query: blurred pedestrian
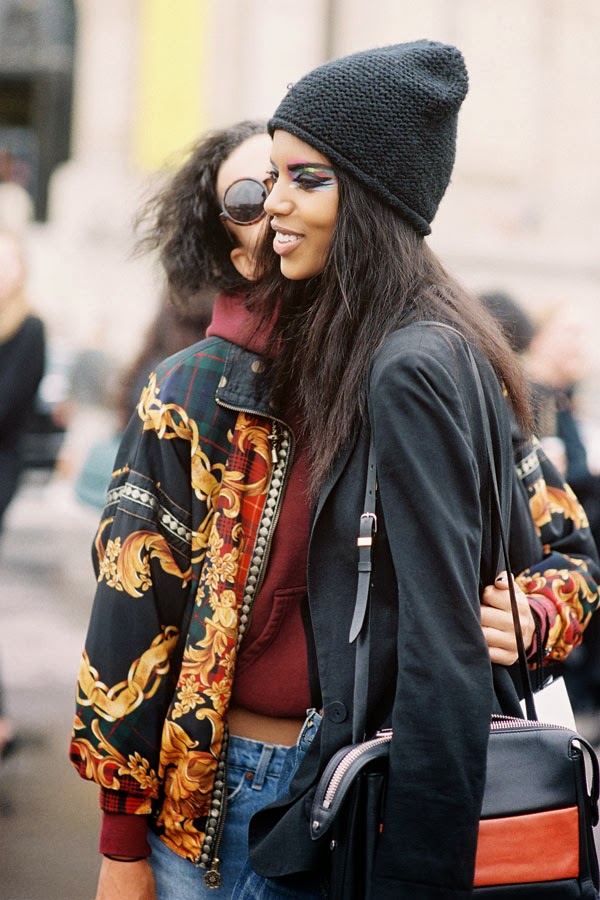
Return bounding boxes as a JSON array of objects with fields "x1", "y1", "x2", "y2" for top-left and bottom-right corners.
[
  {"x1": 481, "y1": 292, "x2": 600, "y2": 544},
  {"x1": 114, "y1": 290, "x2": 216, "y2": 433},
  {"x1": 74, "y1": 291, "x2": 216, "y2": 511},
  {"x1": 0, "y1": 228, "x2": 45, "y2": 532},
  {"x1": 527, "y1": 305, "x2": 600, "y2": 710},
  {"x1": 480, "y1": 291, "x2": 566, "y2": 474},
  {"x1": 0, "y1": 228, "x2": 45, "y2": 761},
  {"x1": 481, "y1": 291, "x2": 600, "y2": 712},
  {"x1": 0, "y1": 662, "x2": 17, "y2": 760},
  {"x1": 527, "y1": 307, "x2": 599, "y2": 503},
  {"x1": 479, "y1": 290, "x2": 535, "y2": 355}
]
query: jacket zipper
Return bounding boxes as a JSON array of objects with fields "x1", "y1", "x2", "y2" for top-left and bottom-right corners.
[
  {"x1": 202, "y1": 732, "x2": 229, "y2": 888},
  {"x1": 268, "y1": 420, "x2": 279, "y2": 463},
  {"x1": 198, "y1": 403, "x2": 294, "y2": 887}
]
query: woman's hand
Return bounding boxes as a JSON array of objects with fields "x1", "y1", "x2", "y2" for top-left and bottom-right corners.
[
  {"x1": 95, "y1": 857, "x2": 156, "y2": 900},
  {"x1": 481, "y1": 571, "x2": 535, "y2": 665}
]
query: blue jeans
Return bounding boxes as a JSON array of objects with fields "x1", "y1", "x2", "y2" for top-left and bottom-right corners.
[
  {"x1": 231, "y1": 710, "x2": 326, "y2": 900},
  {"x1": 232, "y1": 861, "x2": 326, "y2": 900},
  {"x1": 148, "y1": 710, "x2": 321, "y2": 900}
]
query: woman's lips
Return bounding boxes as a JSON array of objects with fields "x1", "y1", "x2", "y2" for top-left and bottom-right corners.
[{"x1": 272, "y1": 226, "x2": 302, "y2": 256}]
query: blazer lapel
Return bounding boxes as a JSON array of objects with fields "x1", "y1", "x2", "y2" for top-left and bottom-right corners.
[{"x1": 310, "y1": 428, "x2": 363, "y2": 536}]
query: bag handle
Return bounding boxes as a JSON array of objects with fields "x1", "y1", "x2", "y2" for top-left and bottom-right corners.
[
  {"x1": 465, "y1": 338, "x2": 536, "y2": 720},
  {"x1": 349, "y1": 322, "x2": 536, "y2": 742}
]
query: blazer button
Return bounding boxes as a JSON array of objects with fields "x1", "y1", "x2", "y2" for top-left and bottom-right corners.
[{"x1": 325, "y1": 701, "x2": 347, "y2": 723}]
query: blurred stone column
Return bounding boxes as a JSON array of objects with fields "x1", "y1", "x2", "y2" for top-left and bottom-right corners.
[
  {"x1": 48, "y1": 0, "x2": 142, "y2": 243},
  {"x1": 43, "y1": 0, "x2": 157, "y2": 360},
  {"x1": 203, "y1": 0, "x2": 331, "y2": 124}
]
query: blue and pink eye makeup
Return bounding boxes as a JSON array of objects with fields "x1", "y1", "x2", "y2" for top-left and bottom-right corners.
[
  {"x1": 268, "y1": 161, "x2": 337, "y2": 191},
  {"x1": 288, "y1": 162, "x2": 337, "y2": 190}
]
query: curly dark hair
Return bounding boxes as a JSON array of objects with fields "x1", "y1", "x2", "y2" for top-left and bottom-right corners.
[{"x1": 135, "y1": 120, "x2": 267, "y2": 308}]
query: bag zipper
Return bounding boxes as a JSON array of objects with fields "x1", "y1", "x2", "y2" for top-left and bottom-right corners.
[
  {"x1": 490, "y1": 714, "x2": 573, "y2": 731},
  {"x1": 322, "y1": 729, "x2": 392, "y2": 810},
  {"x1": 322, "y1": 716, "x2": 579, "y2": 812}
]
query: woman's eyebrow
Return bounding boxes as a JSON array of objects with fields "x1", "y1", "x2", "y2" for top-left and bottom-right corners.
[{"x1": 287, "y1": 162, "x2": 335, "y2": 173}]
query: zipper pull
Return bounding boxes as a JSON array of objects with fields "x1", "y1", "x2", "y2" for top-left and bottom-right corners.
[
  {"x1": 268, "y1": 422, "x2": 279, "y2": 464},
  {"x1": 204, "y1": 859, "x2": 222, "y2": 889}
]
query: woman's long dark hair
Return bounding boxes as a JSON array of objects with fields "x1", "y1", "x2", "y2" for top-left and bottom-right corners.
[
  {"x1": 135, "y1": 119, "x2": 267, "y2": 308},
  {"x1": 250, "y1": 172, "x2": 532, "y2": 494}
]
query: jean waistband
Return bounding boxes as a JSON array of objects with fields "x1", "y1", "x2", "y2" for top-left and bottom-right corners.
[
  {"x1": 227, "y1": 708, "x2": 322, "y2": 775},
  {"x1": 297, "y1": 707, "x2": 322, "y2": 753},
  {"x1": 227, "y1": 733, "x2": 290, "y2": 776}
]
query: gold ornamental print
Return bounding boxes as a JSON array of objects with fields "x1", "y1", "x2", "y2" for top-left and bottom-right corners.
[{"x1": 156, "y1": 411, "x2": 273, "y2": 860}]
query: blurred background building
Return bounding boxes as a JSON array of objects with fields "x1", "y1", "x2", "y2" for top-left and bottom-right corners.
[
  {"x1": 1, "y1": 0, "x2": 598, "y2": 367},
  {"x1": 1, "y1": 4, "x2": 600, "y2": 896}
]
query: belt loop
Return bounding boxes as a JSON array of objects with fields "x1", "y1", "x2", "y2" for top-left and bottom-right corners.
[{"x1": 252, "y1": 743, "x2": 275, "y2": 791}]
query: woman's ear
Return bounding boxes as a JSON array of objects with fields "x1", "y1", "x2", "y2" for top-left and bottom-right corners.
[{"x1": 230, "y1": 246, "x2": 258, "y2": 282}]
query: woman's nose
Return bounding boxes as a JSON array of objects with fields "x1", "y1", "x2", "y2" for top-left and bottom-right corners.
[{"x1": 264, "y1": 181, "x2": 291, "y2": 217}]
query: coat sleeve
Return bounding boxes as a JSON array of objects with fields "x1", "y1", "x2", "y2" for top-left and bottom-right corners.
[
  {"x1": 69, "y1": 368, "x2": 198, "y2": 817},
  {"x1": 367, "y1": 341, "x2": 496, "y2": 898},
  {"x1": 514, "y1": 437, "x2": 600, "y2": 666}
]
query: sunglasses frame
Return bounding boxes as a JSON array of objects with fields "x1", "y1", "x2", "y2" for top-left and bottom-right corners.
[{"x1": 219, "y1": 176, "x2": 271, "y2": 226}]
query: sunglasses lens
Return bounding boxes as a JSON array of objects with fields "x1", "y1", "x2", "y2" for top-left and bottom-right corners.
[{"x1": 223, "y1": 179, "x2": 267, "y2": 224}]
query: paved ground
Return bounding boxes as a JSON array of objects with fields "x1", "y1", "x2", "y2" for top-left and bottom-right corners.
[
  {"x1": 0, "y1": 471, "x2": 101, "y2": 900},
  {"x1": 2, "y1": 463, "x2": 600, "y2": 899}
]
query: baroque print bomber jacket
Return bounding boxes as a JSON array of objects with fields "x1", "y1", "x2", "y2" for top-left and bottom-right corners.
[
  {"x1": 70, "y1": 333, "x2": 600, "y2": 875},
  {"x1": 70, "y1": 336, "x2": 293, "y2": 874},
  {"x1": 511, "y1": 432, "x2": 600, "y2": 665}
]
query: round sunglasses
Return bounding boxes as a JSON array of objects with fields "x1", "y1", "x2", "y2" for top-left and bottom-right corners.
[{"x1": 219, "y1": 177, "x2": 272, "y2": 226}]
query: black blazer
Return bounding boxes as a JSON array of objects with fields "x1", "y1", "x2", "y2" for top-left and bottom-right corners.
[{"x1": 249, "y1": 325, "x2": 540, "y2": 898}]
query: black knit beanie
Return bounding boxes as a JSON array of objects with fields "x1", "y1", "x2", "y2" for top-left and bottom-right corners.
[{"x1": 268, "y1": 40, "x2": 468, "y2": 235}]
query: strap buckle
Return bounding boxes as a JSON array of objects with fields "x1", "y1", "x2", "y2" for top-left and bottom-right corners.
[{"x1": 357, "y1": 511, "x2": 377, "y2": 546}]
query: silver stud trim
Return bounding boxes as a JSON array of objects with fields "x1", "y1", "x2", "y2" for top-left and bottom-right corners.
[{"x1": 197, "y1": 426, "x2": 291, "y2": 868}]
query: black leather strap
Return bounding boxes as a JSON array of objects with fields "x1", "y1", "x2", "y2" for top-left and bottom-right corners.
[
  {"x1": 350, "y1": 439, "x2": 377, "y2": 742},
  {"x1": 465, "y1": 341, "x2": 536, "y2": 719},
  {"x1": 349, "y1": 322, "x2": 536, "y2": 742},
  {"x1": 350, "y1": 440, "x2": 378, "y2": 643}
]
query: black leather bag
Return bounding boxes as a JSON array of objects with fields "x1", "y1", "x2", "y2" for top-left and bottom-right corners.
[
  {"x1": 311, "y1": 719, "x2": 600, "y2": 899},
  {"x1": 310, "y1": 328, "x2": 600, "y2": 899},
  {"x1": 310, "y1": 729, "x2": 390, "y2": 898}
]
